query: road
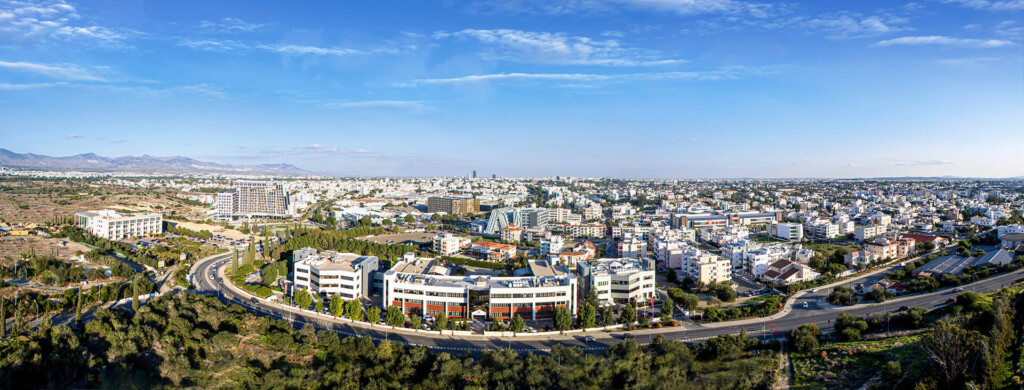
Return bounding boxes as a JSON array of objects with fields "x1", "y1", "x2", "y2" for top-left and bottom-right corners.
[{"x1": 189, "y1": 253, "x2": 1024, "y2": 353}]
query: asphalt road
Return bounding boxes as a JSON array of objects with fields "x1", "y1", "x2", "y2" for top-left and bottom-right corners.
[{"x1": 190, "y1": 253, "x2": 1024, "y2": 353}]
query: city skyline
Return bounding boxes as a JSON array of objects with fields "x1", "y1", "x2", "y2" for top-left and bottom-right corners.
[{"x1": 1, "y1": 0, "x2": 1023, "y2": 177}]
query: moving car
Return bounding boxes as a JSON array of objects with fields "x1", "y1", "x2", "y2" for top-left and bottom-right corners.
[
  {"x1": 802, "y1": 302, "x2": 809, "y2": 308},
  {"x1": 622, "y1": 333, "x2": 635, "y2": 340},
  {"x1": 898, "y1": 306, "x2": 910, "y2": 311},
  {"x1": 952, "y1": 287, "x2": 964, "y2": 292},
  {"x1": 250, "y1": 297, "x2": 259, "y2": 304},
  {"x1": 583, "y1": 336, "x2": 596, "y2": 343}
]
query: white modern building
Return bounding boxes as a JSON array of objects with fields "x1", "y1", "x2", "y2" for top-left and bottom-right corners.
[
  {"x1": 432, "y1": 233, "x2": 462, "y2": 256},
  {"x1": 383, "y1": 257, "x2": 577, "y2": 320},
  {"x1": 617, "y1": 234, "x2": 647, "y2": 259},
  {"x1": 74, "y1": 209, "x2": 163, "y2": 240},
  {"x1": 769, "y1": 222, "x2": 803, "y2": 241},
  {"x1": 540, "y1": 235, "x2": 565, "y2": 255},
  {"x1": 855, "y1": 225, "x2": 884, "y2": 241},
  {"x1": 292, "y1": 248, "x2": 379, "y2": 299},
  {"x1": 577, "y1": 258, "x2": 657, "y2": 305}
]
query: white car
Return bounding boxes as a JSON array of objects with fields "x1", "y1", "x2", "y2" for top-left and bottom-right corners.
[{"x1": 802, "y1": 302, "x2": 809, "y2": 308}]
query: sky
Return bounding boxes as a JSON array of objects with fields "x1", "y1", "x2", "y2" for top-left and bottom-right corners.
[{"x1": 0, "y1": 0, "x2": 1022, "y2": 178}]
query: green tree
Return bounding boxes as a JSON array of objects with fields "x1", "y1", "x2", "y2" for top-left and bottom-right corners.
[
  {"x1": 866, "y1": 287, "x2": 886, "y2": 303},
  {"x1": 510, "y1": 315, "x2": 525, "y2": 333},
  {"x1": 294, "y1": 288, "x2": 313, "y2": 310},
  {"x1": 315, "y1": 298, "x2": 324, "y2": 313},
  {"x1": 921, "y1": 320, "x2": 983, "y2": 385},
  {"x1": 410, "y1": 315, "x2": 421, "y2": 329},
  {"x1": 585, "y1": 288, "x2": 599, "y2": 309},
  {"x1": 835, "y1": 313, "x2": 868, "y2": 341},
  {"x1": 882, "y1": 361, "x2": 902, "y2": 381},
  {"x1": 75, "y1": 287, "x2": 83, "y2": 326},
  {"x1": 404, "y1": 214, "x2": 416, "y2": 223},
  {"x1": 329, "y1": 295, "x2": 343, "y2": 316},
  {"x1": 385, "y1": 306, "x2": 405, "y2": 327},
  {"x1": 621, "y1": 302, "x2": 637, "y2": 324},
  {"x1": 131, "y1": 276, "x2": 140, "y2": 312},
  {"x1": 0, "y1": 299, "x2": 6, "y2": 338},
  {"x1": 601, "y1": 308, "x2": 615, "y2": 326},
  {"x1": 789, "y1": 323, "x2": 821, "y2": 353},
  {"x1": 366, "y1": 306, "x2": 381, "y2": 324},
  {"x1": 435, "y1": 311, "x2": 448, "y2": 330},
  {"x1": 577, "y1": 302, "x2": 596, "y2": 329},
  {"x1": 554, "y1": 306, "x2": 572, "y2": 331},
  {"x1": 345, "y1": 300, "x2": 364, "y2": 321},
  {"x1": 232, "y1": 249, "x2": 239, "y2": 274},
  {"x1": 663, "y1": 296, "x2": 671, "y2": 321}
]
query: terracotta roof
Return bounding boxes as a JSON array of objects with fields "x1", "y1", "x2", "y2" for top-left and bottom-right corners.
[
  {"x1": 763, "y1": 270, "x2": 782, "y2": 279},
  {"x1": 899, "y1": 233, "x2": 946, "y2": 243},
  {"x1": 472, "y1": 241, "x2": 515, "y2": 250},
  {"x1": 779, "y1": 268, "x2": 800, "y2": 281},
  {"x1": 769, "y1": 259, "x2": 793, "y2": 270},
  {"x1": 561, "y1": 251, "x2": 586, "y2": 256}
]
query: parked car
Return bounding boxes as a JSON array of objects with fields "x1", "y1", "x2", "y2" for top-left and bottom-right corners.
[
  {"x1": 250, "y1": 297, "x2": 259, "y2": 304},
  {"x1": 802, "y1": 302, "x2": 809, "y2": 308}
]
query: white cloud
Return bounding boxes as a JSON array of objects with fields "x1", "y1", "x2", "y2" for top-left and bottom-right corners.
[
  {"x1": 470, "y1": 0, "x2": 775, "y2": 17},
  {"x1": 199, "y1": 17, "x2": 264, "y2": 33},
  {"x1": 0, "y1": 0, "x2": 131, "y2": 46},
  {"x1": 801, "y1": 12, "x2": 909, "y2": 39},
  {"x1": 176, "y1": 38, "x2": 362, "y2": 56},
  {"x1": 996, "y1": 21, "x2": 1024, "y2": 38},
  {"x1": 65, "y1": 133, "x2": 80, "y2": 139},
  {"x1": 433, "y1": 28, "x2": 684, "y2": 66},
  {"x1": 325, "y1": 100, "x2": 434, "y2": 112},
  {"x1": 397, "y1": 67, "x2": 756, "y2": 86},
  {"x1": 935, "y1": 56, "x2": 1003, "y2": 65},
  {"x1": 0, "y1": 60, "x2": 105, "y2": 80},
  {"x1": 872, "y1": 35, "x2": 1014, "y2": 48},
  {"x1": 943, "y1": 0, "x2": 1024, "y2": 11},
  {"x1": 0, "y1": 81, "x2": 67, "y2": 89},
  {"x1": 892, "y1": 159, "x2": 955, "y2": 166}
]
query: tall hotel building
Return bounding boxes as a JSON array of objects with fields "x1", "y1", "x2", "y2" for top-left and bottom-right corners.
[
  {"x1": 215, "y1": 180, "x2": 289, "y2": 221},
  {"x1": 383, "y1": 255, "x2": 577, "y2": 320},
  {"x1": 427, "y1": 196, "x2": 480, "y2": 216}
]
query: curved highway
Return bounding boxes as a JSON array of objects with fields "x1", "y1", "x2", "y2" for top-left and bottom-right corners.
[{"x1": 190, "y1": 253, "x2": 1024, "y2": 353}]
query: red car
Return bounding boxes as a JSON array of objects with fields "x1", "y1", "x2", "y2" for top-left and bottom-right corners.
[{"x1": 946, "y1": 298, "x2": 956, "y2": 304}]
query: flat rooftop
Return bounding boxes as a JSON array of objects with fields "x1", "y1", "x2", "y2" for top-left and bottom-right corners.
[
  {"x1": 296, "y1": 250, "x2": 375, "y2": 272},
  {"x1": 386, "y1": 258, "x2": 572, "y2": 289}
]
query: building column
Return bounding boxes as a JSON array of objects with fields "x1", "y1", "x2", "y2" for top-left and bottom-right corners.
[{"x1": 532, "y1": 302, "x2": 536, "y2": 321}]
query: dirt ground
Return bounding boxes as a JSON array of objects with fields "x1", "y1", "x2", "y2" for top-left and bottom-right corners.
[
  {"x1": 169, "y1": 221, "x2": 249, "y2": 240},
  {"x1": 0, "y1": 236, "x2": 91, "y2": 263},
  {"x1": 0, "y1": 180, "x2": 208, "y2": 224}
]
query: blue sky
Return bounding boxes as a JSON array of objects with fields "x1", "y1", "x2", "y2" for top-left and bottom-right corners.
[{"x1": 1, "y1": 0, "x2": 1022, "y2": 178}]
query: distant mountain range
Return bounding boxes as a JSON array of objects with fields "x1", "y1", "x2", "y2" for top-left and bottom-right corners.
[{"x1": 0, "y1": 148, "x2": 310, "y2": 176}]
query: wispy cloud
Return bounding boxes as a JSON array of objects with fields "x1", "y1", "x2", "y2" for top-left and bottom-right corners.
[
  {"x1": 872, "y1": 35, "x2": 1015, "y2": 48},
  {"x1": 110, "y1": 138, "x2": 126, "y2": 144},
  {"x1": 466, "y1": 0, "x2": 777, "y2": 17},
  {"x1": 325, "y1": 100, "x2": 434, "y2": 112},
  {"x1": 798, "y1": 12, "x2": 910, "y2": 39},
  {"x1": 199, "y1": 17, "x2": 264, "y2": 33},
  {"x1": 65, "y1": 133, "x2": 81, "y2": 139},
  {"x1": 396, "y1": 66, "x2": 763, "y2": 86},
  {"x1": 176, "y1": 38, "x2": 362, "y2": 56},
  {"x1": 433, "y1": 28, "x2": 684, "y2": 66},
  {"x1": 892, "y1": 159, "x2": 955, "y2": 166},
  {"x1": 0, "y1": 0, "x2": 132, "y2": 46},
  {"x1": 935, "y1": 56, "x2": 1003, "y2": 66},
  {"x1": 264, "y1": 144, "x2": 379, "y2": 156},
  {"x1": 0, "y1": 81, "x2": 68, "y2": 89},
  {"x1": 942, "y1": 0, "x2": 1024, "y2": 11},
  {"x1": 0, "y1": 60, "x2": 106, "y2": 80}
]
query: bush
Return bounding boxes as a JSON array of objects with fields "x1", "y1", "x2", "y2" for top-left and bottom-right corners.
[
  {"x1": 828, "y1": 286, "x2": 856, "y2": 306},
  {"x1": 882, "y1": 361, "x2": 902, "y2": 381}
]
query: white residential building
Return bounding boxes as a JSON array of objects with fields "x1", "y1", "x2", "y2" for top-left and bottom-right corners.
[
  {"x1": 617, "y1": 234, "x2": 647, "y2": 259},
  {"x1": 855, "y1": 225, "x2": 884, "y2": 241},
  {"x1": 433, "y1": 233, "x2": 462, "y2": 256},
  {"x1": 74, "y1": 209, "x2": 163, "y2": 240},
  {"x1": 540, "y1": 235, "x2": 565, "y2": 255}
]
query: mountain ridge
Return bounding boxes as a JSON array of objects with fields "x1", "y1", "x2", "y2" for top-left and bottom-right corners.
[{"x1": 0, "y1": 148, "x2": 310, "y2": 176}]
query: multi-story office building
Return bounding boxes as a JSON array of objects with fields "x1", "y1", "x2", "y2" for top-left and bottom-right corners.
[
  {"x1": 672, "y1": 211, "x2": 781, "y2": 229},
  {"x1": 427, "y1": 196, "x2": 479, "y2": 215},
  {"x1": 74, "y1": 209, "x2": 163, "y2": 240},
  {"x1": 769, "y1": 222, "x2": 803, "y2": 241},
  {"x1": 518, "y1": 208, "x2": 550, "y2": 228},
  {"x1": 292, "y1": 248, "x2": 379, "y2": 299},
  {"x1": 216, "y1": 180, "x2": 289, "y2": 221},
  {"x1": 383, "y1": 257, "x2": 577, "y2": 320},
  {"x1": 582, "y1": 204, "x2": 603, "y2": 221},
  {"x1": 577, "y1": 258, "x2": 657, "y2": 305},
  {"x1": 432, "y1": 233, "x2": 462, "y2": 256},
  {"x1": 500, "y1": 224, "x2": 524, "y2": 243}
]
